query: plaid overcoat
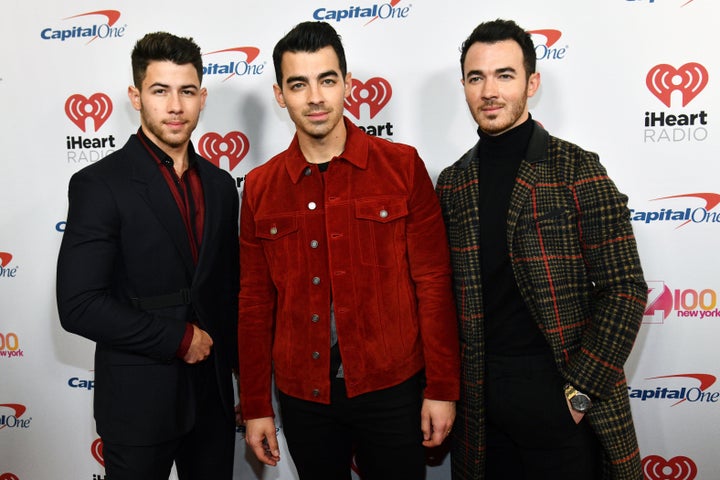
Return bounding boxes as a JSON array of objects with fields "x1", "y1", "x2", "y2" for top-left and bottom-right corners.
[{"x1": 436, "y1": 122, "x2": 647, "y2": 480}]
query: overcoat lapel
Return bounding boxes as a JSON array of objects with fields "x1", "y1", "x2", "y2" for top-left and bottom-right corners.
[{"x1": 127, "y1": 139, "x2": 195, "y2": 279}]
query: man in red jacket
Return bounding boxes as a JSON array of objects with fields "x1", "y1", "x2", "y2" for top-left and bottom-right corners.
[{"x1": 238, "y1": 21, "x2": 460, "y2": 480}]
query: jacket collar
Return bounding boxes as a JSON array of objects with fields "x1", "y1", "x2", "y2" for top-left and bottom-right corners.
[
  {"x1": 285, "y1": 117, "x2": 369, "y2": 183},
  {"x1": 460, "y1": 120, "x2": 549, "y2": 169}
]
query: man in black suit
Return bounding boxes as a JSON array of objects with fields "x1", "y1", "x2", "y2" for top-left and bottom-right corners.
[{"x1": 56, "y1": 32, "x2": 239, "y2": 480}]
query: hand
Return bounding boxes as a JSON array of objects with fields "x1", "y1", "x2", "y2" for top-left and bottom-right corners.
[
  {"x1": 182, "y1": 324, "x2": 213, "y2": 364},
  {"x1": 245, "y1": 417, "x2": 281, "y2": 466},
  {"x1": 566, "y1": 398, "x2": 585, "y2": 424},
  {"x1": 421, "y1": 399, "x2": 456, "y2": 447}
]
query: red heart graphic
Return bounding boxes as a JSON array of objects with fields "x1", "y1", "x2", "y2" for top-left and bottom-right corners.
[
  {"x1": 646, "y1": 63, "x2": 708, "y2": 108},
  {"x1": 198, "y1": 131, "x2": 250, "y2": 171},
  {"x1": 345, "y1": 77, "x2": 392, "y2": 119},
  {"x1": 65, "y1": 93, "x2": 113, "y2": 132},
  {"x1": 642, "y1": 455, "x2": 697, "y2": 480},
  {"x1": 91, "y1": 438, "x2": 104, "y2": 467}
]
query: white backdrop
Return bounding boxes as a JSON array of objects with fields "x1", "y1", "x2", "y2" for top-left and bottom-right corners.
[{"x1": 1, "y1": 1, "x2": 719, "y2": 479}]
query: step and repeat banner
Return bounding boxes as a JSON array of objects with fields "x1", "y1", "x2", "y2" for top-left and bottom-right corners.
[{"x1": 1, "y1": 0, "x2": 718, "y2": 479}]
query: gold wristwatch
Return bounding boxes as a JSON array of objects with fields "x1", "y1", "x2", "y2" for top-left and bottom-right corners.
[{"x1": 564, "y1": 383, "x2": 592, "y2": 413}]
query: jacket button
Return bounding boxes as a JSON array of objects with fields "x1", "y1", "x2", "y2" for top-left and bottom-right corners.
[
  {"x1": 311, "y1": 314, "x2": 320, "y2": 323},
  {"x1": 312, "y1": 277, "x2": 321, "y2": 285},
  {"x1": 269, "y1": 226, "x2": 278, "y2": 235},
  {"x1": 304, "y1": 167, "x2": 312, "y2": 176},
  {"x1": 308, "y1": 201, "x2": 317, "y2": 210},
  {"x1": 312, "y1": 351, "x2": 320, "y2": 360},
  {"x1": 312, "y1": 389, "x2": 320, "y2": 397},
  {"x1": 379, "y1": 209, "x2": 388, "y2": 218},
  {"x1": 310, "y1": 240, "x2": 319, "y2": 248}
]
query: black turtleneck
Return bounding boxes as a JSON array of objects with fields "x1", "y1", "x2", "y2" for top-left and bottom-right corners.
[{"x1": 477, "y1": 116, "x2": 552, "y2": 357}]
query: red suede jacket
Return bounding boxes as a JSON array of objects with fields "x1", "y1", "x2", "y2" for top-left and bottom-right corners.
[{"x1": 238, "y1": 119, "x2": 460, "y2": 419}]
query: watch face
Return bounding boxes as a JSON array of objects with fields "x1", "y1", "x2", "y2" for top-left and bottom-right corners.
[{"x1": 571, "y1": 394, "x2": 591, "y2": 412}]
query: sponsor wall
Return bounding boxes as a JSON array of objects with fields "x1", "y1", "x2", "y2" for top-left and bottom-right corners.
[{"x1": 1, "y1": 1, "x2": 718, "y2": 479}]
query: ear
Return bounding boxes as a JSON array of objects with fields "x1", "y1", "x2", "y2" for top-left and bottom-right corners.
[
  {"x1": 273, "y1": 83, "x2": 286, "y2": 108},
  {"x1": 526, "y1": 72, "x2": 540, "y2": 98},
  {"x1": 344, "y1": 72, "x2": 353, "y2": 98},
  {"x1": 128, "y1": 86, "x2": 141, "y2": 111},
  {"x1": 199, "y1": 87, "x2": 208, "y2": 111}
]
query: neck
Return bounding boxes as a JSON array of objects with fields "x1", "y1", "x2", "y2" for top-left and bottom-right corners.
[{"x1": 297, "y1": 124, "x2": 347, "y2": 165}]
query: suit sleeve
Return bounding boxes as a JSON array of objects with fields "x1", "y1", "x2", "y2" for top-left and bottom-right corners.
[
  {"x1": 564, "y1": 152, "x2": 647, "y2": 399},
  {"x1": 56, "y1": 169, "x2": 186, "y2": 361}
]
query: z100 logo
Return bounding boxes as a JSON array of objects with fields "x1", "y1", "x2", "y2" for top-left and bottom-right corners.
[
  {"x1": 345, "y1": 77, "x2": 394, "y2": 138},
  {"x1": 528, "y1": 29, "x2": 568, "y2": 61},
  {"x1": 643, "y1": 455, "x2": 697, "y2": 480},
  {"x1": 65, "y1": 93, "x2": 116, "y2": 163},
  {"x1": 0, "y1": 252, "x2": 18, "y2": 279},
  {"x1": 0, "y1": 332, "x2": 23, "y2": 358},
  {"x1": 645, "y1": 281, "x2": 719, "y2": 322},
  {"x1": 0, "y1": 404, "x2": 31, "y2": 430},
  {"x1": 40, "y1": 10, "x2": 126, "y2": 43},
  {"x1": 644, "y1": 62, "x2": 708, "y2": 143}
]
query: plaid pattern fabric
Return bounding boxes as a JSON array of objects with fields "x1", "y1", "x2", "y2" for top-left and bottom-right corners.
[{"x1": 436, "y1": 123, "x2": 647, "y2": 480}]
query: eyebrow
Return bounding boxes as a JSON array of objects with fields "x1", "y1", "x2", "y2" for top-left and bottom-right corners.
[
  {"x1": 465, "y1": 66, "x2": 517, "y2": 78},
  {"x1": 285, "y1": 70, "x2": 340, "y2": 86},
  {"x1": 147, "y1": 82, "x2": 199, "y2": 90}
]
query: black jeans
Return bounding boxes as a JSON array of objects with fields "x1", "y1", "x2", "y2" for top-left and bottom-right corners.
[
  {"x1": 279, "y1": 373, "x2": 426, "y2": 480},
  {"x1": 484, "y1": 353, "x2": 602, "y2": 480}
]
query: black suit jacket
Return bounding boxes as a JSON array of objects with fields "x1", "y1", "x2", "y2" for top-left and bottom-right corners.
[{"x1": 57, "y1": 134, "x2": 239, "y2": 445}]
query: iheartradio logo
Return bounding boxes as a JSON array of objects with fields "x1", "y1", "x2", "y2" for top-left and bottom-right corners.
[
  {"x1": 642, "y1": 455, "x2": 697, "y2": 480},
  {"x1": 198, "y1": 131, "x2": 250, "y2": 171},
  {"x1": 646, "y1": 63, "x2": 708, "y2": 108},
  {"x1": 0, "y1": 473, "x2": 20, "y2": 480},
  {"x1": 65, "y1": 93, "x2": 113, "y2": 132},
  {"x1": 345, "y1": 77, "x2": 392, "y2": 119},
  {"x1": 91, "y1": 438, "x2": 104, "y2": 467}
]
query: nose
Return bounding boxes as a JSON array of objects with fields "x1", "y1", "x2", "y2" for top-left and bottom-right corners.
[
  {"x1": 481, "y1": 78, "x2": 498, "y2": 100},
  {"x1": 307, "y1": 83, "x2": 324, "y2": 105},
  {"x1": 167, "y1": 91, "x2": 183, "y2": 112}
]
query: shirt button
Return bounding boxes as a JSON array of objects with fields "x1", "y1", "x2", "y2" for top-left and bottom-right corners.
[
  {"x1": 308, "y1": 202, "x2": 317, "y2": 210},
  {"x1": 312, "y1": 351, "x2": 320, "y2": 360},
  {"x1": 304, "y1": 167, "x2": 312, "y2": 176},
  {"x1": 269, "y1": 226, "x2": 278, "y2": 235},
  {"x1": 312, "y1": 277, "x2": 321, "y2": 285},
  {"x1": 379, "y1": 209, "x2": 388, "y2": 218},
  {"x1": 310, "y1": 240, "x2": 319, "y2": 248},
  {"x1": 312, "y1": 389, "x2": 320, "y2": 397},
  {"x1": 311, "y1": 314, "x2": 320, "y2": 323}
]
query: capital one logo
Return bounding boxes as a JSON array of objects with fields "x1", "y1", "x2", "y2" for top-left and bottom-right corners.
[
  {"x1": 646, "y1": 63, "x2": 708, "y2": 107},
  {"x1": 0, "y1": 404, "x2": 29, "y2": 430},
  {"x1": 198, "y1": 132, "x2": 250, "y2": 171},
  {"x1": 202, "y1": 47, "x2": 263, "y2": 81},
  {"x1": 0, "y1": 252, "x2": 12, "y2": 268},
  {"x1": 345, "y1": 77, "x2": 392, "y2": 119},
  {"x1": 65, "y1": 93, "x2": 113, "y2": 132},
  {"x1": 642, "y1": 455, "x2": 696, "y2": 480},
  {"x1": 91, "y1": 438, "x2": 104, "y2": 467}
]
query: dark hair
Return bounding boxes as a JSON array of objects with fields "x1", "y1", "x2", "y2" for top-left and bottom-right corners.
[
  {"x1": 459, "y1": 19, "x2": 536, "y2": 78},
  {"x1": 272, "y1": 21, "x2": 347, "y2": 86},
  {"x1": 131, "y1": 32, "x2": 203, "y2": 88}
]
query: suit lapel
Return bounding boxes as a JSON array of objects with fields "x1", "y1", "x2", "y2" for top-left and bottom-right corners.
[{"x1": 126, "y1": 137, "x2": 196, "y2": 276}]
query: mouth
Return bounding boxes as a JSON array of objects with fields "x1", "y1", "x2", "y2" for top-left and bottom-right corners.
[
  {"x1": 306, "y1": 110, "x2": 330, "y2": 122},
  {"x1": 165, "y1": 119, "x2": 186, "y2": 129}
]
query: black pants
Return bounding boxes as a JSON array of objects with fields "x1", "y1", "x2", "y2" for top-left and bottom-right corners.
[
  {"x1": 484, "y1": 353, "x2": 602, "y2": 480},
  {"x1": 279, "y1": 373, "x2": 426, "y2": 480},
  {"x1": 103, "y1": 357, "x2": 235, "y2": 480}
]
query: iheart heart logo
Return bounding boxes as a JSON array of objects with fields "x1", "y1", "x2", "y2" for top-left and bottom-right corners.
[
  {"x1": 198, "y1": 131, "x2": 250, "y2": 171},
  {"x1": 345, "y1": 77, "x2": 392, "y2": 119},
  {"x1": 642, "y1": 455, "x2": 697, "y2": 480},
  {"x1": 65, "y1": 93, "x2": 113, "y2": 132},
  {"x1": 646, "y1": 63, "x2": 708, "y2": 108},
  {"x1": 91, "y1": 438, "x2": 104, "y2": 467},
  {"x1": 0, "y1": 473, "x2": 20, "y2": 480}
]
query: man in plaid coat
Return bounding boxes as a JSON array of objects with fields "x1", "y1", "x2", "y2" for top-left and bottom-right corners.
[{"x1": 436, "y1": 19, "x2": 647, "y2": 479}]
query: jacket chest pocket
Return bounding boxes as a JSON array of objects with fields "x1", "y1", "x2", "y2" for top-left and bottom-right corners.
[
  {"x1": 354, "y1": 197, "x2": 408, "y2": 267},
  {"x1": 256, "y1": 215, "x2": 300, "y2": 270}
]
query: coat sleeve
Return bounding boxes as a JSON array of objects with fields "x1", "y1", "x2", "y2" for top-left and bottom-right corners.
[
  {"x1": 564, "y1": 151, "x2": 647, "y2": 399},
  {"x1": 56, "y1": 168, "x2": 187, "y2": 361}
]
